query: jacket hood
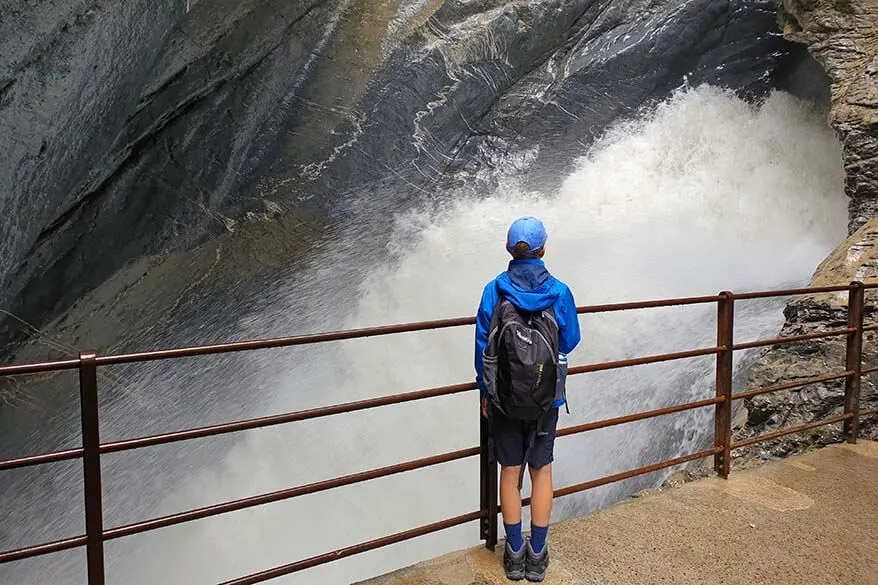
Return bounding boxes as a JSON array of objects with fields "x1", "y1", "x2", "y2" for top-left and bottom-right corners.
[{"x1": 495, "y1": 259, "x2": 563, "y2": 312}]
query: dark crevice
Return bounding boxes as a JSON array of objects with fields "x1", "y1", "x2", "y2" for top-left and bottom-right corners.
[
  {"x1": 0, "y1": 77, "x2": 14, "y2": 107},
  {"x1": 136, "y1": 65, "x2": 191, "y2": 110},
  {"x1": 31, "y1": 81, "x2": 221, "y2": 249},
  {"x1": 780, "y1": 6, "x2": 804, "y2": 35}
]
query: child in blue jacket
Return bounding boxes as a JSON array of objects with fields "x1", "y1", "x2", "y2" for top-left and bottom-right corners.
[{"x1": 475, "y1": 216, "x2": 581, "y2": 582}]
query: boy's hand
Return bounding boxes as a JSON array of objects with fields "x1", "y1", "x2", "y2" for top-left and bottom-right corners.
[{"x1": 481, "y1": 398, "x2": 489, "y2": 419}]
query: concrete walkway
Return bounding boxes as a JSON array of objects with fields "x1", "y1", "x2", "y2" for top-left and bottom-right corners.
[{"x1": 362, "y1": 441, "x2": 878, "y2": 585}]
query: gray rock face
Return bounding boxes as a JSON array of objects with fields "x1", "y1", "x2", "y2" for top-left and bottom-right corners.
[
  {"x1": 451, "y1": 0, "x2": 809, "y2": 187},
  {"x1": 780, "y1": 0, "x2": 878, "y2": 234},
  {"x1": 738, "y1": 220, "x2": 878, "y2": 460},
  {"x1": 0, "y1": 0, "x2": 351, "y2": 342},
  {"x1": 0, "y1": 0, "x2": 814, "y2": 348}
]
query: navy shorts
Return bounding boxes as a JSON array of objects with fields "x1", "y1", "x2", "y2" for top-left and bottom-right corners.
[{"x1": 491, "y1": 408, "x2": 559, "y2": 469}]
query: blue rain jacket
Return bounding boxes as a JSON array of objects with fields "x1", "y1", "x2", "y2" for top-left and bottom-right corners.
[{"x1": 474, "y1": 259, "x2": 581, "y2": 406}]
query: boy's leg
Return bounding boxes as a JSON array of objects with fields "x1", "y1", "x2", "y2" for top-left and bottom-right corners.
[
  {"x1": 500, "y1": 465, "x2": 524, "y2": 551},
  {"x1": 526, "y1": 407, "x2": 559, "y2": 576},
  {"x1": 528, "y1": 463, "x2": 553, "y2": 527},
  {"x1": 500, "y1": 465, "x2": 524, "y2": 525},
  {"x1": 526, "y1": 408, "x2": 559, "y2": 532}
]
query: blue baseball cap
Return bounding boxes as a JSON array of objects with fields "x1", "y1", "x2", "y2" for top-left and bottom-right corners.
[{"x1": 506, "y1": 216, "x2": 548, "y2": 256}]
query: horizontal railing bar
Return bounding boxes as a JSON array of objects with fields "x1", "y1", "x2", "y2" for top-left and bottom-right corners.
[
  {"x1": 733, "y1": 328, "x2": 854, "y2": 351},
  {"x1": 554, "y1": 447, "x2": 722, "y2": 499},
  {"x1": 863, "y1": 324, "x2": 878, "y2": 333},
  {"x1": 577, "y1": 295, "x2": 721, "y2": 314},
  {"x1": 0, "y1": 535, "x2": 87, "y2": 564},
  {"x1": 732, "y1": 371, "x2": 853, "y2": 401},
  {"x1": 568, "y1": 346, "x2": 722, "y2": 376},
  {"x1": 2, "y1": 345, "x2": 722, "y2": 389},
  {"x1": 95, "y1": 317, "x2": 478, "y2": 366},
  {"x1": 102, "y1": 381, "x2": 476, "y2": 454},
  {"x1": 104, "y1": 446, "x2": 480, "y2": 541},
  {"x1": 730, "y1": 413, "x2": 853, "y2": 450},
  {"x1": 859, "y1": 408, "x2": 877, "y2": 417},
  {"x1": 0, "y1": 358, "x2": 80, "y2": 378},
  {"x1": 1, "y1": 300, "x2": 723, "y2": 374},
  {"x1": 0, "y1": 447, "x2": 84, "y2": 472},
  {"x1": 521, "y1": 447, "x2": 722, "y2": 507},
  {"x1": 734, "y1": 284, "x2": 854, "y2": 300},
  {"x1": 557, "y1": 396, "x2": 725, "y2": 438},
  {"x1": 217, "y1": 510, "x2": 485, "y2": 585},
  {"x1": 862, "y1": 367, "x2": 878, "y2": 376},
  {"x1": 89, "y1": 298, "x2": 724, "y2": 367}
]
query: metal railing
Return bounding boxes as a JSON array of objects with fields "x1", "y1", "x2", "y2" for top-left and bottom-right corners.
[{"x1": 1, "y1": 282, "x2": 876, "y2": 584}]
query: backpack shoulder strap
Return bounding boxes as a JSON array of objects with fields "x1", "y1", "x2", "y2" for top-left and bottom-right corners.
[
  {"x1": 540, "y1": 305, "x2": 558, "y2": 329},
  {"x1": 487, "y1": 293, "x2": 507, "y2": 333},
  {"x1": 484, "y1": 293, "x2": 508, "y2": 357}
]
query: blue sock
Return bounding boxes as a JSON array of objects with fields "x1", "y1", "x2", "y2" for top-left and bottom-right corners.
[
  {"x1": 530, "y1": 524, "x2": 549, "y2": 553},
  {"x1": 504, "y1": 522, "x2": 523, "y2": 551}
]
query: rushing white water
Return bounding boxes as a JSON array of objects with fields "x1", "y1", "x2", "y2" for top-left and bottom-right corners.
[{"x1": 1, "y1": 86, "x2": 847, "y2": 585}]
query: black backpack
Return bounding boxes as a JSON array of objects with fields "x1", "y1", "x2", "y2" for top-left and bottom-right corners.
[{"x1": 482, "y1": 297, "x2": 560, "y2": 421}]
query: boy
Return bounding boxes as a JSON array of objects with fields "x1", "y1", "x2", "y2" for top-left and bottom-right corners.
[{"x1": 475, "y1": 216, "x2": 580, "y2": 582}]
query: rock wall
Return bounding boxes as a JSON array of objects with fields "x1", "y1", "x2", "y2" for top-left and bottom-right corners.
[
  {"x1": 738, "y1": 221, "x2": 878, "y2": 458},
  {"x1": 0, "y1": 0, "x2": 351, "y2": 343},
  {"x1": 780, "y1": 0, "x2": 878, "y2": 233}
]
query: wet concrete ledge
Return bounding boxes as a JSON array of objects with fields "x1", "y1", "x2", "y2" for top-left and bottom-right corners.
[{"x1": 360, "y1": 441, "x2": 878, "y2": 585}]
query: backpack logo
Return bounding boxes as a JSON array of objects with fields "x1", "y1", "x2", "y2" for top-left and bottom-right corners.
[
  {"x1": 534, "y1": 362, "x2": 544, "y2": 389},
  {"x1": 515, "y1": 330, "x2": 533, "y2": 345}
]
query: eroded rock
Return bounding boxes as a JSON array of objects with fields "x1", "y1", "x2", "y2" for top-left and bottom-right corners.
[
  {"x1": 739, "y1": 219, "x2": 878, "y2": 460},
  {"x1": 780, "y1": 0, "x2": 878, "y2": 233}
]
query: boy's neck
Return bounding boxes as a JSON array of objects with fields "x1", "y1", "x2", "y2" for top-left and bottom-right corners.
[{"x1": 509, "y1": 257, "x2": 545, "y2": 266}]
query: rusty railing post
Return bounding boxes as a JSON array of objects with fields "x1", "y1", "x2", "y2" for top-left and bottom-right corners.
[
  {"x1": 79, "y1": 351, "x2": 105, "y2": 585},
  {"x1": 844, "y1": 282, "x2": 865, "y2": 443},
  {"x1": 479, "y1": 412, "x2": 498, "y2": 550},
  {"x1": 714, "y1": 292, "x2": 735, "y2": 478}
]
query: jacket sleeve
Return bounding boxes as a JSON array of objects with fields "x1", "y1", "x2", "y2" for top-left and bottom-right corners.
[
  {"x1": 556, "y1": 284, "x2": 581, "y2": 355},
  {"x1": 474, "y1": 280, "x2": 499, "y2": 398}
]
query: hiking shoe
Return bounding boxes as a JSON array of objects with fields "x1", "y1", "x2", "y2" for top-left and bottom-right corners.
[
  {"x1": 503, "y1": 540, "x2": 526, "y2": 581},
  {"x1": 525, "y1": 539, "x2": 549, "y2": 582}
]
